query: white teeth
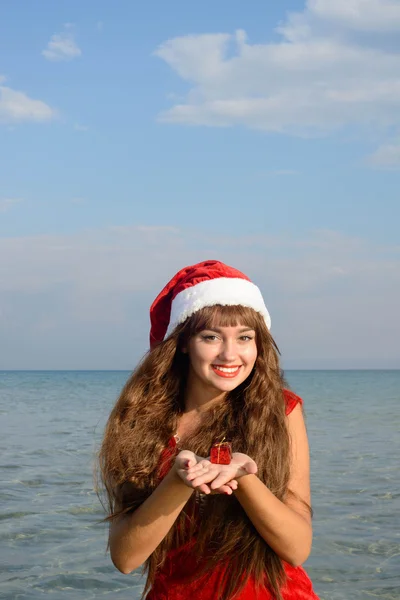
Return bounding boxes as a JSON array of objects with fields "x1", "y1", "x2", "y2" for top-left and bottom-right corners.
[{"x1": 213, "y1": 366, "x2": 240, "y2": 373}]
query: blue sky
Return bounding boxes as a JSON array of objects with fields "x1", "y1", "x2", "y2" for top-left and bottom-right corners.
[{"x1": 1, "y1": 0, "x2": 399, "y2": 369}]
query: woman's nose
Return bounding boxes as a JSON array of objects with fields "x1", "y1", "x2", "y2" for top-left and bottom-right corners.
[{"x1": 218, "y1": 341, "x2": 237, "y2": 362}]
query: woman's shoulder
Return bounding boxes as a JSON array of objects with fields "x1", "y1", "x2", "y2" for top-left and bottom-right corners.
[{"x1": 283, "y1": 388, "x2": 303, "y2": 416}]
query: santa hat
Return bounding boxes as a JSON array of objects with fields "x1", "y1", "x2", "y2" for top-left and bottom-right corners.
[{"x1": 149, "y1": 260, "x2": 271, "y2": 348}]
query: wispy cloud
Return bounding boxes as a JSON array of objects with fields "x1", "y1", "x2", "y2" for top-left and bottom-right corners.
[
  {"x1": 0, "y1": 226, "x2": 399, "y2": 368},
  {"x1": 0, "y1": 79, "x2": 56, "y2": 124},
  {"x1": 0, "y1": 198, "x2": 21, "y2": 213},
  {"x1": 367, "y1": 140, "x2": 400, "y2": 170},
  {"x1": 1, "y1": 225, "x2": 399, "y2": 368},
  {"x1": 282, "y1": 0, "x2": 400, "y2": 36},
  {"x1": 42, "y1": 24, "x2": 81, "y2": 62},
  {"x1": 74, "y1": 123, "x2": 89, "y2": 131},
  {"x1": 155, "y1": 0, "x2": 400, "y2": 139}
]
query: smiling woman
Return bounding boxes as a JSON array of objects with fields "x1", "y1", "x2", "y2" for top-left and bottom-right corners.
[
  {"x1": 184, "y1": 323, "x2": 258, "y2": 391},
  {"x1": 97, "y1": 260, "x2": 320, "y2": 600}
]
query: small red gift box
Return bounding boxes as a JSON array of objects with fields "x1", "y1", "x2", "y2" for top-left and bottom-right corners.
[{"x1": 210, "y1": 441, "x2": 232, "y2": 465}]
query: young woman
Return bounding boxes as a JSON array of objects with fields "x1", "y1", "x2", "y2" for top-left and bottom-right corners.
[{"x1": 98, "y1": 260, "x2": 320, "y2": 600}]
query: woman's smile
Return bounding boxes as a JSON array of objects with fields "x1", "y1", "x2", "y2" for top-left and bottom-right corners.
[{"x1": 211, "y1": 364, "x2": 242, "y2": 378}]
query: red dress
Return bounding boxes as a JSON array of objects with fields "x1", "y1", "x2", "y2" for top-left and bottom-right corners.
[{"x1": 146, "y1": 390, "x2": 320, "y2": 600}]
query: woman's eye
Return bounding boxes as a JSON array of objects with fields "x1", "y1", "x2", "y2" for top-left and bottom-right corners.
[
  {"x1": 239, "y1": 336, "x2": 254, "y2": 341},
  {"x1": 201, "y1": 334, "x2": 217, "y2": 342}
]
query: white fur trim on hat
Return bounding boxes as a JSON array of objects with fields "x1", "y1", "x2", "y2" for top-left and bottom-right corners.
[{"x1": 166, "y1": 277, "x2": 271, "y2": 337}]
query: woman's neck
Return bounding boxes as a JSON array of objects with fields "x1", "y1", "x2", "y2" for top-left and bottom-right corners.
[{"x1": 183, "y1": 371, "x2": 226, "y2": 414}]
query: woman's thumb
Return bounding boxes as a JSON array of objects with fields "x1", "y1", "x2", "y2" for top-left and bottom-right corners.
[
  {"x1": 244, "y1": 461, "x2": 258, "y2": 474},
  {"x1": 177, "y1": 451, "x2": 195, "y2": 469}
]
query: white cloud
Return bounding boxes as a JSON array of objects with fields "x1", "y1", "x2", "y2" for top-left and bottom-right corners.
[
  {"x1": 155, "y1": 1, "x2": 400, "y2": 136},
  {"x1": 367, "y1": 140, "x2": 400, "y2": 169},
  {"x1": 307, "y1": 0, "x2": 400, "y2": 32},
  {"x1": 0, "y1": 81, "x2": 56, "y2": 124},
  {"x1": 279, "y1": 1, "x2": 400, "y2": 42},
  {"x1": 42, "y1": 24, "x2": 81, "y2": 62},
  {"x1": 0, "y1": 198, "x2": 21, "y2": 213}
]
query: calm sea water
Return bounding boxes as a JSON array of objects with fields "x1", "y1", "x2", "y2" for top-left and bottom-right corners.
[{"x1": 0, "y1": 370, "x2": 399, "y2": 600}]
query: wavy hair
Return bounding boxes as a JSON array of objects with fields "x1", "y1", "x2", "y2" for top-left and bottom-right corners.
[{"x1": 97, "y1": 305, "x2": 299, "y2": 600}]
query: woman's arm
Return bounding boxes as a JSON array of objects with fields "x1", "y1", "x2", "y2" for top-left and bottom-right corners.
[
  {"x1": 109, "y1": 450, "x2": 238, "y2": 574},
  {"x1": 109, "y1": 466, "x2": 193, "y2": 574},
  {"x1": 234, "y1": 404, "x2": 313, "y2": 566}
]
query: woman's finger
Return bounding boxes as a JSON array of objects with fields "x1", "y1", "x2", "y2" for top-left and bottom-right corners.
[
  {"x1": 204, "y1": 479, "x2": 239, "y2": 495},
  {"x1": 227, "y1": 479, "x2": 238, "y2": 490},
  {"x1": 178, "y1": 458, "x2": 195, "y2": 470},
  {"x1": 244, "y1": 461, "x2": 258, "y2": 474},
  {"x1": 187, "y1": 463, "x2": 218, "y2": 482},
  {"x1": 189, "y1": 469, "x2": 220, "y2": 487},
  {"x1": 187, "y1": 459, "x2": 211, "y2": 475},
  {"x1": 213, "y1": 482, "x2": 239, "y2": 495},
  {"x1": 175, "y1": 451, "x2": 197, "y2": 470},
  {"x1": 177, "y1": 471, "x2": 212, "y2": 494},
  {"x1": 218, "y1": 485, "x2": 233, "y2": 495},
  {"x1": 209, "y1": 473, "x2": 234, "y2": 490},
  {"x1": 186, "y1": 465, "x2": 206, "y2": 476}
]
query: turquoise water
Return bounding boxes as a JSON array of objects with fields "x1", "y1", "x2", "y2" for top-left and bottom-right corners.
[{"x1": 0, "y1": 370, "x2": 399, "y2": 600}]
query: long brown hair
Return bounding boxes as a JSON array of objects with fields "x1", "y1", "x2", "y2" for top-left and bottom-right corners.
[{"x1": 97, "y1": 305, "x2": 298, "y2": 599}]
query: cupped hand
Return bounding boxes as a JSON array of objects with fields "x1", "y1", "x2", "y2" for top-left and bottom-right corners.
[
  {"x1": 185, "y1": 452, "x2": 258, "y2": 491},
  {"x1": 174, "y1": 450, "x2": 238, "y2": 495}
]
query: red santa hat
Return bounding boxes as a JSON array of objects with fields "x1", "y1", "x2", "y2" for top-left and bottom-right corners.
[{"x1": 149, "y1": 260, "x2": 271, "y2": 348}]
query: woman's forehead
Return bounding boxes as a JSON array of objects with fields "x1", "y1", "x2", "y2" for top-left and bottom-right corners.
[{"x1": 187, "y1": 304, "x2": 260, "y2": 332}]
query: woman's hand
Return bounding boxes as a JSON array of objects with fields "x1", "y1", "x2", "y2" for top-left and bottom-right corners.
[
  {"x1": 174, "y1": 450, "x2": 238, "y2": 495},
  {"x1": 185, "y1": 452, "x2": 258, "y2": 491}
]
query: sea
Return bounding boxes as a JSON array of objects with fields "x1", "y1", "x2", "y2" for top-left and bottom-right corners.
[{"x1": 0, "y1": 370, "x2": 399, "y2": 600}]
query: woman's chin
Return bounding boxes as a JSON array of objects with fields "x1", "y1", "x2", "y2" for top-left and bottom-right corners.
[{"x1": 208, "y1": 374, "x2": 246, "y2": 392}]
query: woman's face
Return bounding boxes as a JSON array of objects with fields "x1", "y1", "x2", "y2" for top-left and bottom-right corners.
[{"x1": 186, "y1": 324, "x2": 258, "y2": 395}]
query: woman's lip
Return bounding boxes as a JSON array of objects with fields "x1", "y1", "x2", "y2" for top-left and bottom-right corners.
[{"x1": 211, "y1": 365, "x2": 242, "y2": 378}]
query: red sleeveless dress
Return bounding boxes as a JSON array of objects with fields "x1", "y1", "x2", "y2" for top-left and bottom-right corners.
[{"x1": 145, "y1": 390, "x2": 320, "y2": 600}]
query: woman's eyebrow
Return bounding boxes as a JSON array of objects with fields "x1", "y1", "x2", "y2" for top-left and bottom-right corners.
[{"x1": 204, "y1": 327, "x2": 255, "y2": 333}]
